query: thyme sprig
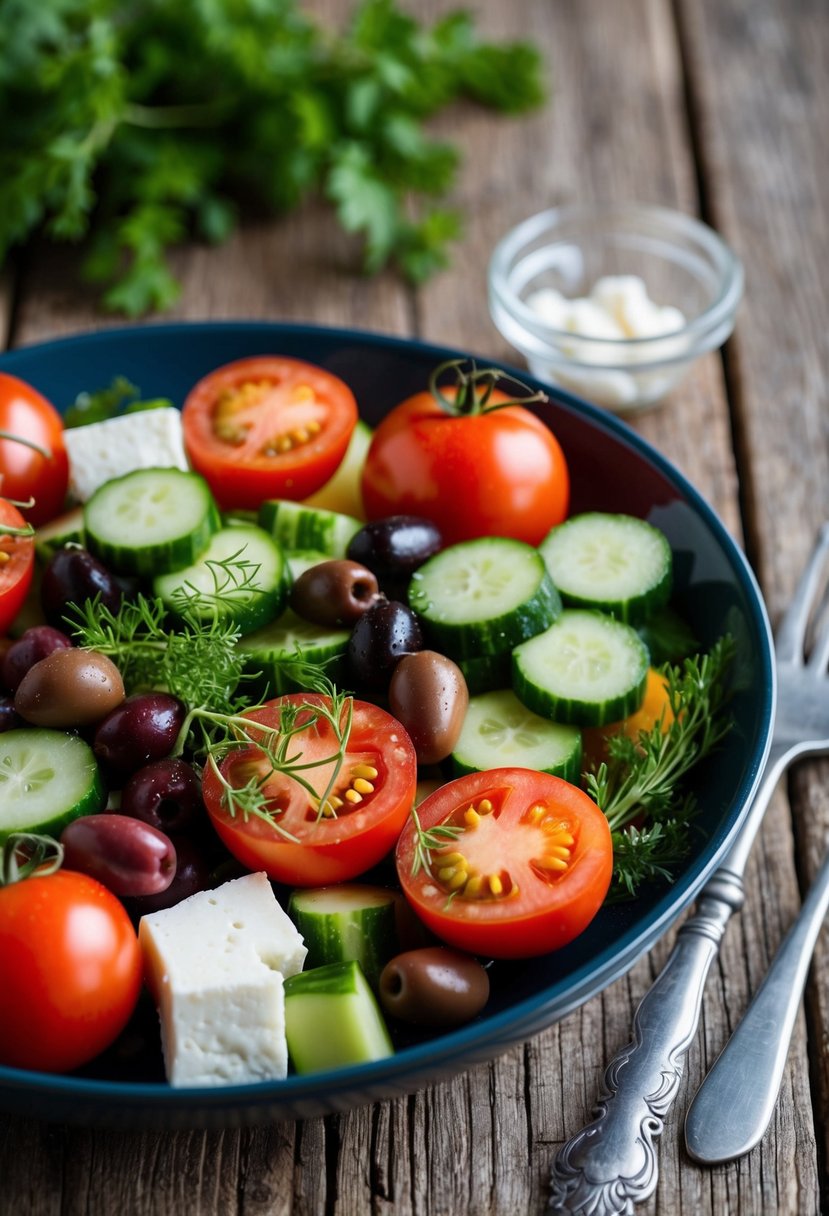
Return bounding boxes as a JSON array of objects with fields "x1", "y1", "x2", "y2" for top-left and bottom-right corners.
[
  {"x1": 409, "y1": 805, "x2": 464, "y2": 879},
  {"x1": 586, "y1": 636, "x2": 736, "y2": 899}
]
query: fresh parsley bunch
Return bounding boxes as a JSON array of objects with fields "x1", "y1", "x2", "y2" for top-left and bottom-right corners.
[{"x1": 0, "y1": 0, "x2": 546, "y2": 315}]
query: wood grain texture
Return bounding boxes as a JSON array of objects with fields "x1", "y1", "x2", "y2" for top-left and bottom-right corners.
[{"x1": 1, "y1": 0, "x2": 826, "y2": 1213}]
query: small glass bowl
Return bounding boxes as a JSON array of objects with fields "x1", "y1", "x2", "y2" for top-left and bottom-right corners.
[{"x1": 488, "y1": 202, "x2": 744, "y2": 413}]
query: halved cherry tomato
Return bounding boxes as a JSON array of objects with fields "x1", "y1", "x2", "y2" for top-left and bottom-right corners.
[
  {"x1": 181, "y1": 356, "x2": 358, "y2": 510},
  {"x1": 0, "y1": 498, "x2": 35, "y2": 634},
  {"x1": 202, "y1": 694, "x2": 417, "y2": 886},
  {"x1": 0, "y1": 868, "x2": 142, "y2": 1073},
  {"x1": 361, "y1": 362, "x2": 570, "y2": 546},
  {"x1": 396, "y1": 768, "x2": 612, "y2": 958},
  {"x1": 0, "y1": 372, "x2": 69, "y2": 525}
]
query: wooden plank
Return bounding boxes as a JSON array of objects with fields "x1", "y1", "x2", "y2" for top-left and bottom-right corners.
[{"x1": 677, "y1": 0, "x2": 829, "y2": 1204}]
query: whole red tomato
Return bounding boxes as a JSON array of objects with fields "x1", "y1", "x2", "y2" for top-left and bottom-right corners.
[
  {"x1": 361, "y1": 361, "x2": 570, "y2": 547},
  {"x1": 0, "y1": 372, "x2": 69, "y2": 525},
  {"x1": 0, "y1": 855, "x2": 143, "y2": 1073}
]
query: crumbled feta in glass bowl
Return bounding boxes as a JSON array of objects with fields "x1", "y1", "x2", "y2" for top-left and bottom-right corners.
[{"x1": 488, "y1": 203, "x2": 743, "y2": 413}]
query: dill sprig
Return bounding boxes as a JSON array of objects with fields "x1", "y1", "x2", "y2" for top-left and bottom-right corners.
[
  {"x1": 409, "y1": 805, "x2": 464, "y2": 879},
  {"x1": 170, "y1": 545, "x2": 267, "y2": 617},
  {"x1": 69, "y1": 592, "x2": 247, "y2": 714},
  {"x1": 586, "y1": 636, "x2": 736, "y2": 899},
  {"x1": 186, "y1": 678, "x2": 354, "y2": 832}
]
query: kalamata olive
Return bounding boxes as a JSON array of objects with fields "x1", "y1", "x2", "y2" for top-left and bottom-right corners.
[
  {"x1": 120, "y1": 758, "x2": 205, "y2": 835},
  {"x1": 388, "y1": 650, "x2": 469, "y2": 765},
  {"x1": 2, "y1": 625, "x2": 73, "y2": 692},
  {"x1": 60, "y1": 813, "x2": 177, "y2": 898},
  {"x1": 347, "y1": 516, "x2": 442, "y2": 598},
  {"x1": 289, "y1": 559, "x2": 381, "y2": 626},
  {"x1": 347, "y1": 599, "x2": 423, "y2": 689},
  {"x1": 378, "y1": 946, "x2": 490, "y2": 1027},
  {"x1": 93, "y1": 693, "x2": 186, "y2": 779},
  {"x1": 40, "y1": 547, "x2": 124, "y2": 630},
  {"x1": 0, "y1": 696, "x2": 21, "y2": 732},
  {"x1": 14, "y1": 647, "x2": 125, "y2": 727},
  {"x1": 124, "y1": 835, "x2": 212, "y2": 916}
]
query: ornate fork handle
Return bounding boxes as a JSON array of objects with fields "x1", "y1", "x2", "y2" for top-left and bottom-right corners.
[{"x1": 549, "y1": 740, "x2": 794, "y2": 1216}]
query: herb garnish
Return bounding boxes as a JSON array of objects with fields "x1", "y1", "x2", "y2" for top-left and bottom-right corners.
[
  {"x1": 64, "y1": 376, "x2": 173, "y2": 429},
  {"x1": 0, "y1": 0, "x2": 546, "y2": 315},
  {"x1": 587, "y1": 637, "x2": 736, "y2": 900},
  {"x1": 408, "y1": 805, "x2": 463, "y2": 880}
]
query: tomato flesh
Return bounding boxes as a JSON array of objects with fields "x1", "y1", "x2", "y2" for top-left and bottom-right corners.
[
  {"x1": 0, "y1": 498, "x2": 35, "y2": 634},
  {"x1": 0, "y1": 871, "x2": 142, "y2": 1073},
  {"x1": 182, "y1": 356, "x2": 358, "y2": 510},
  {"x1": 360, "y1": 389, "x2": 570, "y2": 546},
  {"x1": 396, "y1": 768, "x2": 612, "y2": 958},
  {"x1": 202, "y1": 695, "x2": 418, "y2": 886}
]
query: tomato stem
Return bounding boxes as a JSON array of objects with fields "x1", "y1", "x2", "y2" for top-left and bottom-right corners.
[
  {"x1": 1, "y1": 833, "x2": 64, "y2": 886},
  {"x1": 0, "y1": 429, "x2": 52, "y2": 460},
  {"x1": 428, "y1": 359, "x2": 549, "y2": 418}
]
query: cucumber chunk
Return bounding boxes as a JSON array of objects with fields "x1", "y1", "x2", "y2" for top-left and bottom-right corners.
[
  {"x1": 539, "y1": 512, "x2": 672, "y2": 624},
  {"x1": 238, "y1": 608, "x2": 350, "y2": 694},
  {"x1": 456, "y1": 652, "x2": 513, "y2": 696},
  {"x1": 408, "y1": 537, "x2": 562, "y2": 659},
  {"x1": 0, "y1": 729, "x2": 105, "y2": 842},
  {"x1": 288, "y1": 884, "x2": 400, "y2": 988},
  {"x1": 452, "y1": 689, "x2": 582, "y2": 782},
  {"x1": 512, "y1": 608, "x2": 649, "y2": 726},
  {"x1": 34, "y1": 506, "x2": 86, "y2": 563},
  {"x1": 301, "y1": 420, "x2": 372, "y2": 519},
  {"x1": 85, "y1": 467, "x2": 220, "y2": 577},
  {"x1": 154, "y1": 524, "x2": 288, "y2": 634},
  {"x1": 284, "y1": 960, "x2": 394, "y2": 1073},
  {"x1": 258, "y1": 499, "x2": 362, "y2": 557}
]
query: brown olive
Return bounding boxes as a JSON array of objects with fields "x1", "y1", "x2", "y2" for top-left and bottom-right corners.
[
  {"x1": 289, "y1": 559, "x2": 381, "y2": 626},
  {"x1": 388, "y1": 650, "x2": 469, "y2": 765},
  {"x1": 14, "y1": 648, "x2": 125, "y2": 728},
  {"x1": 378, "y1": 946, "x2": 490, "y2": 1027}
]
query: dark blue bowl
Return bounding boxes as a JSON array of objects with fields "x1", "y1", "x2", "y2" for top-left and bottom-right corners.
[{"x1": 0, "y1": 322, "x2": 774, "y2": 1127}]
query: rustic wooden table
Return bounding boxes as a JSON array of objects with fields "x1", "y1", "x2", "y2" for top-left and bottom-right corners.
[{"x1": 1, "y1": 1, "x2": 827, "y2": 1212}]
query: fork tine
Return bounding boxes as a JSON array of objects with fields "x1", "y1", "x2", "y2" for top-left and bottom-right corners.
[
  {"x1": 775, "y1": 523, "x2": 829, "y2": 663},
  {"x1": 807, "y1": 599, "x2": 829, "y2": 672}
]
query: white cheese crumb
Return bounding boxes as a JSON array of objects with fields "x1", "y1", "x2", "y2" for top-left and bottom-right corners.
[{"x1": 64, "y1": 408, "x2": 190, "y2": 502}]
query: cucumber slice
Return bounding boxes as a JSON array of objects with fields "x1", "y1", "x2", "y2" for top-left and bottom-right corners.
[
  {"x1": 85, "y1": 468, "x2": 220, "y2": 577},
  {"x1": 34, "y1": 506, "x2": 85, "y2": 563},
  {"x1": 512, "y1": 609, "x2": 649, "y2": 726},
  {"x1": 284, "y1": 960, "x2": 394, "y2": 1073},
  {"x1": 408, "y1": 537, "x2": 562, "y2": 659},
  {"x1": 301, "y1": 420, "x2": 372, "y2": 519},
  {"x1": 258, "y1": 499, "x2": 361, "y2": 557},
  {"x1": 457, "y1": 652, "x2": 512, "y2": 696},
  {"x1": 287, "y1": 885, "x2": 400, "y2": 988},
  {"x1": 0, "y1": 729, "x2": 105, "y2": 842},
  {"x1": 285, "y1": 550, "x2": 329, "y2": 580},
  {"x1": 451, "y1": 689, "x2": 582, "y2": 782},
  {"x1": 238, "y1": 608, "x2": 350, "y2": 695},
  {"x1": 539, "y1": 512, "x2": 672, "y2": 625},
  {"x1": 154, "y1": 524, "x2": 288, "y2": 635}
]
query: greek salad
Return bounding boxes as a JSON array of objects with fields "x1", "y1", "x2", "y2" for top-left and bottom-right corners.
[{"x1": 0, "y1": 356, "x2": 733, "y2": 1087}]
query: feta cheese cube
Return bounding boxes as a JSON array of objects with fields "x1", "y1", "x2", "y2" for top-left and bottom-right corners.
[
  {"x1": 64, "y1": 407, "x2": 190, "y2": 502},
  {"x1": 139, "y1": 872, "x2": 307, "y2": 1087}
]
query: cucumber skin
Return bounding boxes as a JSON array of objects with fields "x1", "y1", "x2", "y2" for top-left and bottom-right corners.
[
  {"x1": 238, "y1": 610, "x2": 350, "y2": 696},
  {"x1": 85, "y1": 471, "x2": 222, "y2": 578},
  {"x1": 457, "y1": 652, "x2": 512, "y2": 695},
  {"x1": 284, "y1": 960, "x2": 394, "y2": 1073},
  {"x1": 409, "y1": 561, "x2": 563, "y2": 660},
  {"x1": 257, "y1": 499, "x2": 362, "y2": 557},
  {"x1": 287, "y1": 885, "x2": 399, "y2": 988},
  {"x1": 0, "y1": 730, "x2": 105, "y2": 843}
]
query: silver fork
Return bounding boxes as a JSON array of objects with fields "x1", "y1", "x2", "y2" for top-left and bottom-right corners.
[{"x1": 548, "y1": 523, "x2": 829, "y2": 1216}]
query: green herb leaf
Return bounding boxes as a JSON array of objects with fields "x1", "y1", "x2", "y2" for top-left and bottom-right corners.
[{"x1": 64, "y1": 375, "x2": 173, "y2": 428}]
